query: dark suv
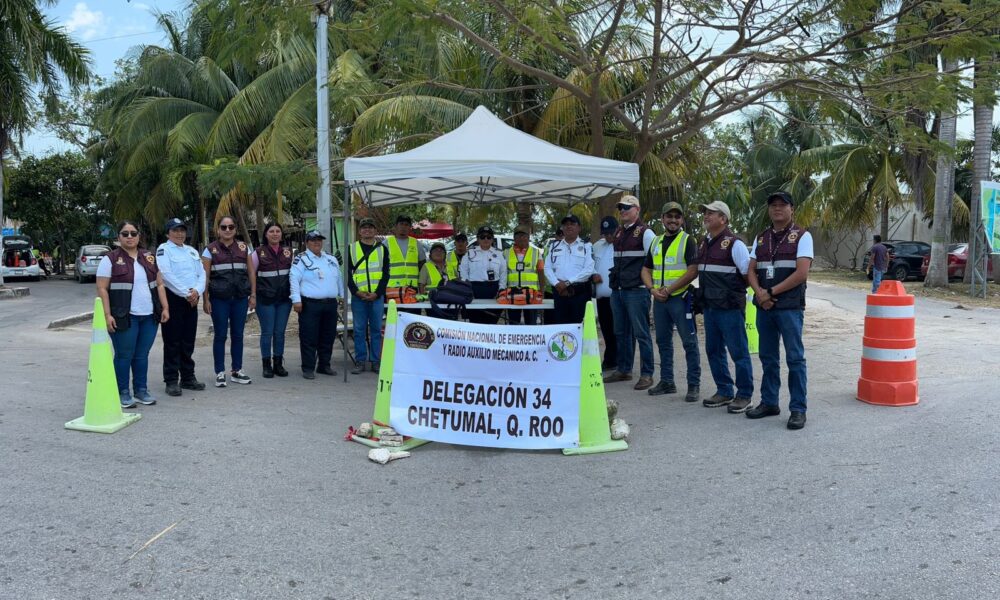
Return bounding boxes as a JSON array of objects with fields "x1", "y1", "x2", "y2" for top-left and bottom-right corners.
[{"x1": 863, "y1": 240, "x2": 931, "y2": 281}]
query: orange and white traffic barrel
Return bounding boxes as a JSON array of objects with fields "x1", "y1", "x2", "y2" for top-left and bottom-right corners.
[{"x1": 856, "y1": 280, "x2": 918, "y2": 406}]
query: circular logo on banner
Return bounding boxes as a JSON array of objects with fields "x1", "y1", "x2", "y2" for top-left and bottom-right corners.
[
  {"x1": 403, "y1": 322, "x2": 435, "y2": 350},
  {"x1": 547, "y1": 331, "x2": 579, "y2": 361}
]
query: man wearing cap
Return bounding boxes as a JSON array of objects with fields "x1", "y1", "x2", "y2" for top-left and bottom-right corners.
[
  {"x1": 446, "y1": 233, "x2": 469, "y2": 280},
  {"x1": 383, "y1": 215, "x2": 425, "y2": 289},
  {"x1": 591, "y1": 217, "x2": 618, "y2": 369},
  {"x1": 504, "y1": 229, "x2": 545, "y2": 325},
  {"x1": 696, "y1": 200, "x2": 754, "y2": 413},
  {"x1": 641, "y1": 202, "x2": 701, "y2": 400},
  {"x1": 157, "y1": 218, "x2": 207, "y2": 396},
  {"x1": 606, "y1": 195, "x2": 657, "y2": 391},
  {"x1": 291, "y1": 231, "x2": 344, "y2": 379},
  {"x1": 746, "y1": 191, "x2": 813, "y2": 430},
  {"x1": 460, "y1": 226, "x2": 507, "y2": 324},
  {"x1": 544, "y1": 215, "x2": 595, "y2": 324},
  {"x1": 348, "y1": 218, "x2": 390, "y2": 375}
]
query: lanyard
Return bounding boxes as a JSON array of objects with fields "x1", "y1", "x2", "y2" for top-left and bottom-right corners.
[{"x1": 768, "y1": 224, "x2": 793, "y2": 264}]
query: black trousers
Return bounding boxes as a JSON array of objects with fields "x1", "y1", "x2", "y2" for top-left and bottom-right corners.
[
  {"x1": 506, "y1": 308, "x2": 539, "y2": 325},
  {"x1": 162, "y1": 291, "x2": 199, "y2": 384},
  {"x1": 467, "y1": 281, "x2": 501, "y2": 324},
  {"x1": 551, "y1": 283, "x2": 591, "y2": 324},
  {"x1": 299, "y1": 297, "x2": 338, "y2": 372},
  {"x1": 596, "y1": 296, "x2": 618, "y2": 366}
]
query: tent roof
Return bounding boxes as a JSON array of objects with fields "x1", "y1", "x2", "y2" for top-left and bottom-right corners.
[{"x1": 343, "y1": 106, "x2": 639, "y2": 207}]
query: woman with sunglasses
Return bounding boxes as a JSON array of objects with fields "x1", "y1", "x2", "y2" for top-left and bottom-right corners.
[
  {"x1": 95, "y1": 221, "x2": 170, "y2": 408},
  {"x1": 252, "y1": 222, "x2": 293, "y2": 378},
  {"x1": 202, "y1": 216, "x2": 256, "y2": 388},
  {"x1": 459, "y1": 226, "x2": 507, "y2": 324}
]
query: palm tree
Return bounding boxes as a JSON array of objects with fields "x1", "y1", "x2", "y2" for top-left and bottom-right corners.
[
  {"x1": 926, "y1": 55, "x2": 961, "y2": 288},
  {"x1": 965, "y1": 55, "x2": 996, "y2": 285},
  {"x1": 0, "y1": 0, "x2": 90, "y2": 285}
]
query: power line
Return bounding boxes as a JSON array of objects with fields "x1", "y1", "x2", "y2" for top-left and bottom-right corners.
[{"x1": 84, "y1": 30, "x2": 162, "y2": 44}]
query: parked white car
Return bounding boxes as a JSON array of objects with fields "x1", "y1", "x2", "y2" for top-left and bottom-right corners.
[{"x1": 1, "y1": 235, "x2": 41, "y2": 281}]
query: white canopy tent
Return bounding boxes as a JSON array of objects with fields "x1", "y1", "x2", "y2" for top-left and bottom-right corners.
[{"x1": 335, "y1": 106, "x2": 639, "y2": 379}]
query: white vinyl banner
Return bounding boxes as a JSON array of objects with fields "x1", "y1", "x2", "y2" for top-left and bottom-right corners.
[{"x1": 389, "y1": 312, "x2": 581, "y2": 449}]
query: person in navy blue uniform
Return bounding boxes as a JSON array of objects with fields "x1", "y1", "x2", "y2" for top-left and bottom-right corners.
[{"x1": 290, "y1": 230, "x2": 343, "y2": 380}]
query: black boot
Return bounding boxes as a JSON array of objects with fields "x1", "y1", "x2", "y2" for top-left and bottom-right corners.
[
  {"x1": 262, "y1": 357, "x2": 274, "y2": 378},
  {"x1": 272, "y1": 356, "x2": 289, "y2": 377}
]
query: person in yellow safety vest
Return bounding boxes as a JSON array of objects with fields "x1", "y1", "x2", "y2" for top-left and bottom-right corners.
[
  {"x1": 382, "y1": 214, "x2": 424, "y2": 289},
  {"x1": 446, "y1": 232, "x2": 469, "y2": 280},
  {"x1": 640, "y1": 201, "x2": 701, "y2": 401},
  {"x1": 419, "y1": 243, "x2": 449, "y2": 294},
  {"x1": 503, "y1": 229, "x2": 545, "y2": 324},
  {"x1": 349, "y1": 217, "x2": 390, "y2": 374}
]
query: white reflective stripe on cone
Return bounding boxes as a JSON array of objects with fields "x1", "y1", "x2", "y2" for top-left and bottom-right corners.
[
  {"x1": 583, "y1": 338, "x2": 599, "y2": 357},
  {"x1": 862, "y1": 346, "x2": 916, "y2": 361},
  {"x1": 384, "y1": 322, "x2": 397, "y2": 339},
  {"x1": 865, "y1": 304, "x2": 915, "y2": 319},
  {"x1": 92, "y1": 328, "x2": 111, "y2": 343}
]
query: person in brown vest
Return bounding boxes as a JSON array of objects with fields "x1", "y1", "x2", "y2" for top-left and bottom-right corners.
[
  {"x1": 604, "y1": 195, "x2": 657, "y2": 390},
  {"x1": 95, "y1": 221, "x2": 170, "y2": 408},
  {"x1": 746, "y1": 191, "x2": 813, "y2": 429},
  {"x1": 202, "y1": 216, "x2": 256, "y2": 388},
  {"x1": 252, "y1": 222, "x2": 293, "y2": 378},
  {"x1": 696, "y1": 200, "x2": 754, "y2": 413}
]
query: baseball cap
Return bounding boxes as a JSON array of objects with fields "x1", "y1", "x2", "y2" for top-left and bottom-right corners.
[
  {"x1": 164, "y1": 217, "x2": 187, "y2": 232},
  {"x1": 767, "y1": 191, "x2": 794, "y2": 206},
  {"x1": 305, "y1": 230, "x2": 326, "y2": 241},
  {"x1": 661, "y1": 201, "x2": 684, "y2": 216},
  {"x1": 600, "y1": 216, "x2": 618, "y2": 234},
  {"x1": 395, "y1": 215, "x2": 413, "y2": 225},
  {"x1": 561, "y1": 214, "x2": 581, "y2": 225},
  {"x1": 514, "y1": 229, "x2": 529, "y2": 236},
  {"x1": 618, "y1": 195, "x2": 640, "y2": 208},
  {"x1": 358, "y1": 217, "x2": 376, "y2": 228},
  {"x1": 476, "y1": 226, "x2": 494, "y2": 237},
  {"x1": 698, "y1": 201, "x2": 731, "y2": 221},
  {"x1": 430, "y1": 242, "x2": 446, "y2": 253},
  {"x1": 454, "y1": 233, "x2": 468, "y2": 242}
]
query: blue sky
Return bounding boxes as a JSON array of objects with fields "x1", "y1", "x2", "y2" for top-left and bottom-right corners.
[{"x1": 24, "y1": 0, "x2": 184, "y2": 155}]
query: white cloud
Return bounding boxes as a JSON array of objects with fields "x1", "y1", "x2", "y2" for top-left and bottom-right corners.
[
  {"x1": 132, "y1": 3, "x2": 151, "y2": 11},
  {"x1": 64, "y1": 3, "x2": 108, "y2": 41}
]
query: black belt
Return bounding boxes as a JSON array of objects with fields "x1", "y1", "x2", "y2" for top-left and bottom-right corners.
[{"x1": 302, "y1": 296, "x2": 337, "y2": 303}]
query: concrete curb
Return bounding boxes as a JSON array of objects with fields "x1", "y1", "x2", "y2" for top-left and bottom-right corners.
[
  {"x1": 0, "y1": 286, "x2": 31, "y2": 300},
  {"x1": 47, "y1": 312, "x2": 94, "y2": 329}
]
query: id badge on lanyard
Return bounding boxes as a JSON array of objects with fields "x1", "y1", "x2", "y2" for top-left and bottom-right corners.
[{"x1": 765, "y1": 265, "x2": 775, "y2": 280}]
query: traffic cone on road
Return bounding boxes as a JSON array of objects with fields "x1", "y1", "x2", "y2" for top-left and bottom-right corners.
[
  {"x1": 857, "y1": 280, "x2": 918, "y2": 406},
  {"x1": 563, "y1": 301, "x2": 628, "y2": 455},
  {"x1": 65, "y1": 298, "x2": 142, "y2": 433}
]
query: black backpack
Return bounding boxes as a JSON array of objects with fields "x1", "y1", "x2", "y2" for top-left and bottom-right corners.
[{"x1": 429, "y1": 280, "x2": 475, "y2": 320}]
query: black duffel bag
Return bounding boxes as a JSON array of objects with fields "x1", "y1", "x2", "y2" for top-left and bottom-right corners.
[{"x1": 429, "y1": 279, "x2": 475, "y2": 320}]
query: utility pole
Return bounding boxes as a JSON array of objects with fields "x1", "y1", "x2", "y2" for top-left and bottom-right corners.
[{"x1": 315, "y1": 1, "x2": 332, "y2": 252}]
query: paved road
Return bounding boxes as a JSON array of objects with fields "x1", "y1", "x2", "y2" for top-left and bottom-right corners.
[
  {"x1": 0, "y1": 278, "x2": 96, "y2": 331},
  {"x1": 0, "y1": 282, "x2": 996, "y2": 599}
]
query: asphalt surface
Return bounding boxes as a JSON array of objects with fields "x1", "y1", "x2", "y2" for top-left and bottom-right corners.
[{"x1": 0, "y1": 279, "x2": 997, "y2": 599}]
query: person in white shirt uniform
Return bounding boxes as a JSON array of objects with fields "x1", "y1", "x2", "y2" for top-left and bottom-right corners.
[
  {"x1": 543, "y1": 214, "x2": 595, "y2": 324},
  {"x1": 590, "y1": 216, "x2": 617, "y2": 369},
  {"x1": 460, "y1": 226, "x2": 507, "y2": 324},
  {"x1": 157, "y1": 218, "x2": 207, "y2": 397},
  {"x1": 290, "y1": 230, "x2": 343, "y2": 379}
]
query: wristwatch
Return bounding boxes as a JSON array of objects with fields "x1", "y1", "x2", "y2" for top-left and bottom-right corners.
[{"x1": 767, "y1": 287, "x2": 775, "y2": 297}]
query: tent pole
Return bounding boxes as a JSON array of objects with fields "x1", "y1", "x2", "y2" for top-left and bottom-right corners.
[{"x1": 343, "y1": 184, "x2": 352, "y2": 382}]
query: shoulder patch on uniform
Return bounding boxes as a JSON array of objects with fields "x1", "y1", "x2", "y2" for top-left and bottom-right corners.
[
  {"x1": 210, "y1": 246, "x2": 218, "y2": 254},
  {"x1": 292, "y1": 256, "x2": 301, "y2": 265},
  {"x1": 156, "y1": 248, "x2": 165, "y2": 256},
  {"x1": 237, "y1": 242, "x2": 247, "y2": 251},
  {"x1": 145, "y1": 254, "x2": 155, "y2": 265},
  {"x1": 720, "y1": 238, "x2": 731, "y2": 249},
  {"x1": 283, "y1": 249, "x2": 291, "y2": 257},
  {"x1": 788, "y1": 231, "x2": 799, "y2": 242}
]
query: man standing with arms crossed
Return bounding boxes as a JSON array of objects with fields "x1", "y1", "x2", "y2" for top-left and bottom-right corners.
[
  {"x1": 157, "y1": 218, "x2": 207, "y2": 397},
  {"x1": 605, "y1": 195, "x2": 656, "y2": 391},
  {"x1": 696, "y1": 201, "x2": 754, "y2": 413},
  {"x1": 641, "y1": 202, "x2": 700, "y2": 401},
  {"x1": 746, "y1": 191, "x2": 813, "y2": 429}
]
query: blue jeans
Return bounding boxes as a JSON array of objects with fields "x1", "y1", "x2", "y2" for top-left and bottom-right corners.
[
  {"x1": 653, "y1": 295, "x2": 701, "y2": 387},
  {"x1": 257, "y1": 301, "x2": 292, "y2": 358},
  {"x1": 210, "y1": 296, "x2": 249, "y2": 373},
  {"x1": 351, "y1": 296, "x2": 384, "y2": 363},
  {"x1": 871, "y1": 268, "x2": 884, "y2": 293},
  {"x1": 610, "y1": 289, "x2": 654, "y2": 377},
  {"x1": 110, "y1": 314, "x2": 159, "y2": 395},
  {"x1": 703, "y1": 307, "x2": 754, "y2": 399},
  {"x1": 757, "y1": 308, "x2": 807, "y2": 412}
]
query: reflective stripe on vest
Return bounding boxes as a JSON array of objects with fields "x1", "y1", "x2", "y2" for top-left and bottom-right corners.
[
  {"x1": 110, "y1": 282, "x2": 133, "y2": 290},
  {"x1": 651, "y1": 231, "x2": 689, "y2": 296},
  {"x1": 257, "y1": 269, "x2": 291, "y2": 277},
  {"x1": 506, "y1": 246, "x2": 539, "y2": 289},
  {"x1": 351, "y1": 242, "x2": 384, "y2": 293},
  {"x1": 210, "y1": 262, "x2": 247, "y2": 271},
  {"x1": 699, "y1": 264, "x2": 738, "y2": 273},
  {"x1": 386, "y1": 237, "x2": 419, "y2": 287}
]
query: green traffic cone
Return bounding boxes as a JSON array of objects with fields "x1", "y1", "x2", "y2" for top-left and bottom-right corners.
[
  {"x1": 65, "y1": 298, "x2": 142, "y2": 433},
  {"x1": 563, "y1": 300, "x2": 627, "y2": 455},
  {"x1": 745, "y1": 287, "x2": 759, "y2": 354}
]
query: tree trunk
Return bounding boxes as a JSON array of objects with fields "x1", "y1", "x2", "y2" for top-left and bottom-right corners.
[
  {"x1": 925, "y1": 57, "x2": 959, "y2": 288},
  {"x1": 515, "y1": 202, "x2": 533, "y2": 236},
  {"x1": 0, "y1": 154, "x2": 5, "y2": 287},
  {"x1": 880, "y1": 198, "x2": 890, "y2": 240},
  {"x1": 964, "y1": 57, "x2": 995, "y2": 285}
]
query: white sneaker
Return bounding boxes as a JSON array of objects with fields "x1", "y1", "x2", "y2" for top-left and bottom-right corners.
[
  {"x1": 215, "y1": 372, "x2": 227, "y2": 387},
  {"x1": 230, "y1": 370, "x2": 252, "y2": 385}
]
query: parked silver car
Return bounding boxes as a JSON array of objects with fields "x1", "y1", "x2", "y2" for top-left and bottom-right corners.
[{"x1": 76, "y1": 245, "x2": 111, "y2": 283}]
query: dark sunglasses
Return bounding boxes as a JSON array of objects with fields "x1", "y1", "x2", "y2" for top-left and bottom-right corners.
[
  {"x1": 220, "y1": 224, "x2": 236, "y2": 231},
  {"x1": 119, "y1": 230, "x2": 139, "y2": 238},
  {"x1": 616, "y1": 204, "x2": 635, "y2": 211}
]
